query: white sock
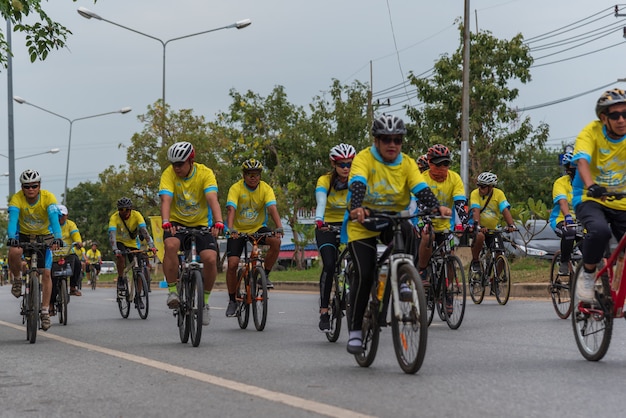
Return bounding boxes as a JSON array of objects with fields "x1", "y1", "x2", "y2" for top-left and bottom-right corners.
[{"x1": 348, "y1": 330, "x2": 361, "y2": 345}]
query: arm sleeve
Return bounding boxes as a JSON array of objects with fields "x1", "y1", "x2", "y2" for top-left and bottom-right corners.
[
  {"x1": 139, "y1": 225, "x2": 155, "y2": 248},
  {"x1": 315, "y1": 190, "x2": 327, "y2": 221},
  {"x1": 454, "y1": 199, "x2": 470, "y2": 224},
  {"x1": 7, "y1": 207, "x2": 19, "y2": 239},
  {"x1": 349, "y1": 181, "x2": 366, "y2": 210},
  {"x1": 47, "y1": 205, "x2": 62, "y2": 239},
  {"x1": 414, "y1": 187, "x2": 439, "y2": 211},
  {"x1": 109, "y1": 230, "x2": 117, "y2": 250}
]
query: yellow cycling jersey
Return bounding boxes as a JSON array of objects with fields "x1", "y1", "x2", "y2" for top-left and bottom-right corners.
[
  {"x1": 549, "y1": 175, "x2": 575, "y2": 230},
  {"x1": 572, "y1": 120, "x2": 626, "y2": 210},
  {"x1": 60, "y1": 219, "x2": 82, "y2": 253},
  {"x1": 8, "y1": 189, "x2": 58, "y2": 235},
  {"x1": 86, "y1": 248, "x2": 101, "y2": 264},
  {"x1": 469, "y1": 187, "x2": 510, "y2": 230},
  {"x1": 346, "y1": 146, "x2": 429, "y2": 242},
  {"x1": 315, "y1": 173, "x2": 349, "y2": 224},
  {"x1": 158, "y1": 163, "x2": 218, "y2": 227},
  {"x1": 423, "y1": 170, "x2": 466, "y2": 232},
  {"x1": 108, "y1": 210, "x2": 147, "y2": 249},
  {"x1": 227, "y1": 180, "x2": 277, "y2": 233}
]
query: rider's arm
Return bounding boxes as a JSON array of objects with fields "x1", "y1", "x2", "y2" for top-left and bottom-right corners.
[
  {"x1": 577, "y1": 158, "x2": 594, "y2": 189},
  {"x1": 268, "y1": 204, "x2": 283, "y2": 230},
  {"x1": 7, "y1": 206, "x2": 19, "y2": 239},
  {"x1": 160, "y1": 194, "x2": 172, "y2": 226},
  {"x1": 205, "y1": 192, "x2": 223, "y2": 225},
  {"x1": 47, "y1": 205, "x2": 62, "y2": 239},
  {"x1": 414, "y1": 186, "x2": 449, "y2": 216},
  {"x1": 502, "y1": 207, "x2": 516, "y2": 228},
  {"x1": 226, "y1": 205, "x2": 236, "y2": 232},
  {"x1": 108, "y1": 229, "x2": 118, "y2": 251},
  {"x1": 314, "y1": 189, "x2": 327, "y2": 222},
  {"x1": 138, "y1": 225, "x2": 155, "y2": 248},
  {"x1": 454, "y1": 198, "x2": 470, "y2": 224}
]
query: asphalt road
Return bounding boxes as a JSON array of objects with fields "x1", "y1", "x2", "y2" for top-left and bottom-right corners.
[{"x1": 1, "y1": 287, "x2": 624, "y2": 418}]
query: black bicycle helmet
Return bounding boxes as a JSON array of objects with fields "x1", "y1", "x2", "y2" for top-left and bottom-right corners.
[{"x1": 117, "y1": 197, "x2": 133, "y2": 209}]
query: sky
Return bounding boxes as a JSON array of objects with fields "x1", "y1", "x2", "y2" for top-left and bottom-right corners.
[{"x1": 1, "y1": 0, "x2": 625, "y2": 203}]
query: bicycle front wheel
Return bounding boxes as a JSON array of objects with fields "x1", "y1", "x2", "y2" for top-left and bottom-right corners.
[
  {"x1": 326, "y1": 271, "x2": 345, "y2": 343},
  {"x1": 189, "y1": 270, "x2": 204, "y2": 347},
  {"x1": 178, "y1": 274, "x2": 190, "y2": 344},
  {"x1": 252, "y1": 267, "x2": 268, "y2": 331},
  {"x1": 135, "y1": 272, "x2": 149, "y2": 320},
  {"x1": 27, "y1": 272, "x2": 40, "y2": 344},
  {"x1": 443, "y1": 256, "x2": 466, "y2": 330},
  {"x1": 391, "y1": 263, "x2": 428, "y2": 374},
  {"x1": 424, "y1": 267, "x2": 436, "y2": 326},
  {"x1": 355, "y1": 298, "x2": 379, "y2": 368},
  {"x1": 58, "y1": 278, "x2": 68, "y2": 326},
  {"x1": 469, "y1": 261, "x2": 486, "y2": 304},
  {"x1": 236, "y1": 268, "x2": 250, "y2": 329},
  {"x1": 91, "y1": 271, "x2": 97, "y2": 290},
  {"x1": 117, "y1": 279, "x2": 130, "y2": 319},
  {"x1": 493, "y1": 254, "x2": 511, "y2": 305},
  {"x1": 550, "y1": 251, "x2": 572, "y2": 319},
  {"x1": 572, "y1": 265, "x2": 613, "y2": 361}
]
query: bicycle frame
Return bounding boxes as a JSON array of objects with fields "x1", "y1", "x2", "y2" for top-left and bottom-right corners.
[
  {"x1": 584, "y1": 233, "x2": 626, "y2": 318},
  {"x1": 236, "y1": 233, "x2": 268, "y2": 305}
]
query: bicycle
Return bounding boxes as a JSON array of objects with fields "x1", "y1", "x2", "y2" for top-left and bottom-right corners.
[
  {"x1": 321, "y1": 224, "x2": 351, "y2": 343},
  {"x1": 117, "y1": 248, "x2": 151, "y2": 320},
  {"x1": 422, "y1": 218, "x2": 467, "y2": 329},
  {"x1": 233, "y1": 231, "x2": 274, "y2": 331},
  {"x1": 174, "y1": 227, "x2": 210, "y2": 347},
  {"x1": 548, "y1": 223, "x2": 584, "y2": 319},
  {"x1": 17, "y1": 241, "x2": 49, "y2": 343},
  {"x1": 51, "y1": 244, "x2": 79, "y2": 326},
  {"x1": 468, "y1": 229, "x2": 512, "y2": 306},
  {"x1": 87, "y1": 262, "x2": 99, "y2": 290},
  {"x1": 571, "y1": 191, "x2": 626, "y2": 361},
  {"x1": 355, "y1": 209, "x2": 428, "y2": 374}
]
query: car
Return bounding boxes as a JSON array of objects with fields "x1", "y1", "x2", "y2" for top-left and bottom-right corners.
[
  {"x1": 505, "y1": 220, "x2": 563, "y2": 260},
  {"x1": 100, "y1": 260, "x2": 116, "y2": 273}
]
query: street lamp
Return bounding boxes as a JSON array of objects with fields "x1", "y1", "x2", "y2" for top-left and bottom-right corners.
[
  {"x1": 13, "y1": 96, "x2": 131, "y2": 203},
  {"x1": 77, "y1": 7, "x2": 251, "y2": 116},
  {"x1": 0, "y1": 148, "x2": 60, "y2": 160}
]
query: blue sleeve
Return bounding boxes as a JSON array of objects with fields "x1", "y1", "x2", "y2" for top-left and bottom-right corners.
[
  {"x1": 315, "y1": 190, "x2": 327, "y2": 221},
  {"x1": 47, "y1": 205, "x2": 62, "y2": 239},
  {"x1": 7, "y1": 206, "x2": 19, "y2": 239}
]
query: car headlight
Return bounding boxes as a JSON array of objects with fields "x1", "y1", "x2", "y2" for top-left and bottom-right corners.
[{"x1": 517, "y1": 244, "x2": 548, "y2": 257}]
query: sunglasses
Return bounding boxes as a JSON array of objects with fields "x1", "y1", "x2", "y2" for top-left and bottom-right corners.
[
  {"x1": 379, "y1": 136, "x2": 403, "y2": 146},
  {"x1": 118, "y1": 207, "x2": 131, "y2": 212},
  {"x1": 244, "y1": 171, "x2": 261, "y2": 177},
  {"x1": 607, "y1": 111, "x2": 626, "y2": 121},
  {"x1": 336, "y1": 162, "x2": 352, "y2": 169},
  {"x1": 433, "y1": 160, "x2": 450, "y2": 167},
  {"x1": 171, "y1": 161, "x2": 186, "y2": 168},
  {"x1": 22, "y1": 184, "x2": 39, "y2": 190},
  {"x1": 478, "y1": 184, "x2": 490, "y2": 189}
]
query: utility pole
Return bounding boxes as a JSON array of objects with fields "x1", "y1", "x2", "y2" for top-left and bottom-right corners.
[{"x1": 460, "y1": 0, "x2": 471, "y2": 196}]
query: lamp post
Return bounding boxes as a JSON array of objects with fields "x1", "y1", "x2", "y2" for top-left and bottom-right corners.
[
  {"x1": 0, "y1": 148, "x2": 61, "y2": 160},
  {"x1": 77, "y1": 7, "x2": 251, "y2": 112},
  {"x1": 13, "y1": 96, "x2": 131, "y2": 203}
]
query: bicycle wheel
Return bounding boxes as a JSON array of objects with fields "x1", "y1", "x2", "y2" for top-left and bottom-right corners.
[
  {"x1": 425, "y1": 266, "x2": 436, "y2": 326},
  {"x1": 572, "y1": 264, "x2": 613, "y2": 361},
  {"x1": 27, "y1": 272, "x2": 40, "y2": 343},
  {"x1": 58, "y1": 278, "x2": 68, "y2": 326},
  {"x1": 135, "y1": 272, "x2": 149, "y2": 320},
  {"x1": 493, "y1": 254, "x2": 511, "y2": 305},
  {"x1": 549, "y1": 251, "x2": 573, "y2": 319},
  {"x1": 355, "y1": 298, "x2": 380, "y2": 368},
  {"x1": 443, "y1": 256, "x2": 466, "y2": 330},
  {"x1": 236, "y1": 268, "x2": 250, "y2": 329},
  {"x1": 326, "y1": 273, "x2": 343, "y2": 343},
  {"x1": 252, "y1": 267, "x2": 268, "y2": 331},
  {"x1": 91, "y1": 270, "x2": 97, "y2": 290},
  {"x1": 391, "y1": 263, "x2": 428, "y2": 374},
  {"x1": 117, "y1": 278, "x2": 130, "y2": 319},
  {"x1": 178, "y1": 275, "x2": 190, "y2": 344},
  {"x1": 189, "y1": 270, "x2": 204, "y2": 347},
  {"x1": 469, "y1": 261, "x2": 486, "y2": 304}
]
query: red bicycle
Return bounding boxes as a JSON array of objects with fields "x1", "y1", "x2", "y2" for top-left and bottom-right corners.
[{"x1": 571, "y1": 191, "x2": 626, "y2": 361}]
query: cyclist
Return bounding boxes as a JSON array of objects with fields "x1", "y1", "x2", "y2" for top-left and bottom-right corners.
[
  {"x1": 159, "y1": 141, "x2": 224, "y2": 326},
  {"x1": 549, "y1": 152, "x2": 579, "y2": 275},
  {"x1": 6, "y1": 169, "x2": 63, "y2": 331},
  {"x1": 415, "y1": 144, "x2": 469, "y2": 314},
  {"x1": 572, "y1": 88, "x2": 626, "y2": 303},
  {"x1": 55, "y1": 204, "x2": 84, "y2": 296},
  {"x1": 344, "y1": 114, "x2": 451, "y2": 355},
  {"x1": 314, "y1": 143, "x2": 356, "y2": 331},
  {"x1": 85, "y1": 241, "x2": 102, "y2": 284},
  {"x1": 468, "y1": 172, "x2": 516, "y2": 274},
  {"x1": 224, "y1": 159, "x2": 284, "y2": 317},
  {"x1": 108, "y1": 197, "x2": 157, "y2": 307},
  {"x1": 416, "y1": 154, "x2": 429, "y2": 173}
]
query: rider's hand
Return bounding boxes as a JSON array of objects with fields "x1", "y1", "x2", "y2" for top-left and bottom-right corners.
[
  {"x1": 274, "y1": 227, "x2": 284, "y2": 237},
  {"x1": 588, "y1": 183, "x2": 607, "y2": 199},
  {"x1": 162, "y1": 221, "x2": 173, "y2": 230},
  {"x1": 6, "y1": 238, "x2": 18, "y2": 247},
  {"x1": 315, "y1": 220, "x2": 326, "y2": 230},
  {"x1": 438, "y1": 206, "x2": 452, "y2": 217},
  {"x1": 505, "y1": 224, "x2": 517, "y2": 233},
  {"x1": 150, "y1": 247, "x2": 158, "y2": 254},
  {"x1": 213, "y1": 221, "x2": 224, "y2": 232},
  {"x1": 564, "y1": 214, "x2": 574, "y2": 225}
]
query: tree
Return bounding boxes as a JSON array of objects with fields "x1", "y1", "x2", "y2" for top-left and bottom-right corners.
[
  {"x1": 0, "y1": 0, "x2": 96, "y2": 68},
  {"x1": 406, "y1": 25, "x2": 556, "y2": 201}
]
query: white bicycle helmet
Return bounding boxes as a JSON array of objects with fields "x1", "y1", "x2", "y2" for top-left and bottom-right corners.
[
  {"x1": 561, "y1": 152, "x2": 573, "y2": 166},
  {"x1": 167, "y1": 141, "x2": 195, "y2": 163},
  {"x1": 57, "y1": 204, "x2": 68, "y2": 216},
  {"x1": 477, "y1": 172, "x2": 498, "y2": 186},
  {"x1": 329, "y1": 143, "x2": 356, "y2": 161},
  {"x1": 371, "y1": 114, "x2": 407, "y2": 137},
  {"x1": 20, "y1": 169, "x2": 41, "y2": 184}
]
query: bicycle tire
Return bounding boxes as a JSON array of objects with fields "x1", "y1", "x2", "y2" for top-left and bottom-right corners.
[
  {"x1": 326, "y1": 269, "x2": 345, "y2": 342},
  {"x1": 91, "y1": 270, "x2": 97, "y2": 290},
  {"x1": 425, "y1": 266, "x2": 436, "y2": 326},
  {"x1": 493, "y1": 254, "x2": 511, "y2": 305},
  {"x1": 189, "y1": 270, "x2": 204, "y2": 347},
  {"x1": 549, "y1": 251, "x2": 573, "y2": 319},
  {"x1": 117, "y1": 278, "x2": 130, "y2": 319},
  {"x1": 391, "y1": 263, "x2": 428, "y2": 373},
  {"x1": 443, "y1": 255, "x2": 466, "y2": 330},
  {"x1": 27, "y1": 272, "x2": 39, "y2": 343},
  {"x1": 178, "y1": 274, "x2": 190, "y2": 343},
  {"x1": 469, "y1": 260, "x2": 486, "y2": 304},
  {"x1": 252, "y1": 267, "x2": 268, "y2": 331},
  {"x1": 59, "y1": 278, "x2": 68, "y2": 326},
  {"x1": 572, "y1": 264, "x2": 613, "y2": 361},
  {"x1": 236, "y1": 268, "x2": 250, "y2": 329},
  {"x1": 355, "y1": 298, "x2": 380, "y2": 368},
  {"x1": 135, "y1": 272, "x2": 149, "y2": 320}
]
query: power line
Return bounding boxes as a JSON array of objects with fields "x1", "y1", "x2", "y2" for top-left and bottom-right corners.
[{"x1": 517, "y1": 81, "x2": 618, "y2": 111}]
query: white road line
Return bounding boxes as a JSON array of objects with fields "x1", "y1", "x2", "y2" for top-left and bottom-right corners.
[{"x1": 0, "y1": 320, "x2": 375, "y2": 418}]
